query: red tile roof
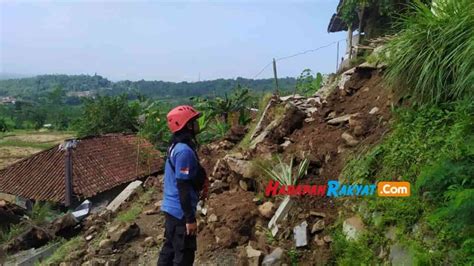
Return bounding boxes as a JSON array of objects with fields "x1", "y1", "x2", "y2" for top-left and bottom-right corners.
[{"x1": 0, "y1": 134, "x2": 163, "y2": 203}]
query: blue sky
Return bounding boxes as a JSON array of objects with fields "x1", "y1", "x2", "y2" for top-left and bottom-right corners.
[{"x1": 1, "y1": 0, "x2": 346, "y2": 81}]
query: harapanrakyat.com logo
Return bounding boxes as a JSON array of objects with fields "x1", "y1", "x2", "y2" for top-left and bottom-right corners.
[{"x1": 264, "y1": 180, "x2": 410, "y2": 197}]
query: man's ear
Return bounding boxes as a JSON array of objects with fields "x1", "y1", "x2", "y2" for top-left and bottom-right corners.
[{"x1": 186, "y1": 122, "x2": 193, "y2": 130}]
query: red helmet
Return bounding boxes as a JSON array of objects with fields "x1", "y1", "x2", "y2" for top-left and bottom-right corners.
[{"x1": 166, "y1": 105, "x2": 201, "y2": 133}]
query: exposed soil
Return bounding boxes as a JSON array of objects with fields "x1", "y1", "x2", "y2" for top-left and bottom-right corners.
[{"x1": 193, "y1": 67, "x2": 394, "y2": 264}]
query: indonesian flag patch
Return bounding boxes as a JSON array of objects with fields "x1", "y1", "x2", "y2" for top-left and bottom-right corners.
[{"x1": 179, "y1": 167, "x2": 190, "y2": 175}]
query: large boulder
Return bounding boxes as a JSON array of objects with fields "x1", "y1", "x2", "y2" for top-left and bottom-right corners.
[
  {"x1": 343, "y1": 216, "x2": 366, "y2": 241},
  {"x1": 109, "y1": 222, "x2": 140, "y2": 247},
  {"x1": 223, "y1": 154, "x2": 254, "y2": 179},
  {"x1": 250, "y1": 103, "x2": 305, "y2": 149}
]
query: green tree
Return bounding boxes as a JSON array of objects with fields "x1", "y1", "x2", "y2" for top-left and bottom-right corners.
[
  {"x1": 296, "y1": 69, "x2": 323, "y2": 96},
  {"x1": 0, "y1": 118, "x2": 9, "y2": 132},
  {"x1": 192, "y1": 88, "x2": 251, "y2": 124},
  {"x1": 137, "y1": 100, "x2": 172, "y2": 150},
  {"x1": 76, "y1": 94, "x2": 140, "y2": 137}
]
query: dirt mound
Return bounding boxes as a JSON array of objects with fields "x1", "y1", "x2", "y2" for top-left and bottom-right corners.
[
  {"x1": 287, "y1": 68, "x2": 392, "y2": 180},
  {"x1": 197, "y1": 191, "x2": 259, "y2": 256},
  {"x1": 194, "y1": 66, "x2": 393, "y2": 264}
]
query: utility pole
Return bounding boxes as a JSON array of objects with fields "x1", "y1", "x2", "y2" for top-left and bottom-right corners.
[
  {"x1": 348, "y1": 25, "x2": 353, "y2": 60},
  {"x1": 336, "y1": 41, "x2": 340, "y2": 72},
  {"x1": 272, "y1": 58, "x2": 279, "y2": 94}
]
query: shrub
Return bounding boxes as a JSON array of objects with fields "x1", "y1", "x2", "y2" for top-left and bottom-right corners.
[
  {"x1": 384, "y1": 0, "x2": 474, "y2": 105},
  {"x1": 342, "y1": 100, "x2": 473, "y2": 264},
  {"x1": 31, "y1": 202, "x2": 57, "y2": 225},
  {"x1": 259, "y1": 156, "x2": 309, "y2": 186}
]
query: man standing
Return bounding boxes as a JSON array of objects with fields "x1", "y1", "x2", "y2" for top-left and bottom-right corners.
[{"x1": 158, "y1": 105, "x2": 207, "y2": 266}]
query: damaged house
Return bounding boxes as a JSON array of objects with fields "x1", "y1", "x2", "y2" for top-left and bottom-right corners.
[
  {"x1": 0, "y1": 134, "x2": 163, "y2": 208},
  {"x1": 328, "y1": 0, "x2": 409, "y2": 69}
]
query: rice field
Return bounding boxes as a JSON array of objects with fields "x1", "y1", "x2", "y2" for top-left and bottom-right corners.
[{"x1": 0, "y1": 131, "x2": 75, "y2": 169}]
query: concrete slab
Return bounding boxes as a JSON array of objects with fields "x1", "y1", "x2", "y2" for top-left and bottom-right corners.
[
  {"x1": 5, "y1": 242, "x2": 60, "y2": 266},
  {"x1": 268, "y1": 196, "x2": 293, "y2": 236},
  {"x1": 106, "y1": 180, "x2": 143, "y2": 212},
  {"x1": 294, "y1": 221, "x2": 308, "y2": 247}
]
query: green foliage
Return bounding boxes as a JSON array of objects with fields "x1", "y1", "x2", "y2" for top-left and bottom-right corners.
[
  {"x1": 385, "y1": 0, "x2": 474, "y2": 105},
  {"x1": 75, "y1": 94, "x2": 140, "y2": 137},
  {"x1": 0, "y1": 223, "x2": 26, "y2": 244},
  {"x1": 339, "y1": 0, "x2": 400, "y2": 25},
  {"x1": 342, "y1": 100, "x2": 474, "y2": 264},
  {"x1": 40, "y1": 237, "x2": 85, "y2": 266},
  {"x1": 0, "y1": 117, "x2": 9, "y2": 132},
  {"x1": 0, "y1": 74, "x2": 110, "y2": 98},
  {"x1": 197, "y1": 121, "x2": 230, "y2": 144},
  {"x1": 343, "y1": 146, "x2": 383, "y2": 183},
  {"x1": 137, "y1": 100, "x2": 172, "y2": 150},
  {"x1": 116, "y1": 189, "x2": 154, "y2": 223},
  {"x1": 0, "y1": 74, "x2": 296, "y2": 100},
  {"x1": 331, "y1": 230, "x2": 376, "y2": 265},
  {"x1": 295, "y1": 69, "x2": 322, "y2": 96},
  {"x1": 0, "y1": 202, "x2": 57, "y2": 245},
  {"x1": 192, "y1": 87, "x2": 251, "y2": 124},
  {"x1": 259, "y1": 156, "x2": 309, "y2": 186},
  {"x1": 31, "y1": 202, "x2": 57, "y2": 225},
  {"x1": 287, "y1": 248, "x2": 300, "y2": 266}
]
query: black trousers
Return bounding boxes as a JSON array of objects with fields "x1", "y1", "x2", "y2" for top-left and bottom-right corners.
[{"x1": 157, "y1": 212, "x2": 197, "y2": 266}]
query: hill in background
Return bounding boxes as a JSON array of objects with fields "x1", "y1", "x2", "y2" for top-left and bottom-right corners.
[{"x1": 0, "y1": 74, "x2": 296, "y2": 101}]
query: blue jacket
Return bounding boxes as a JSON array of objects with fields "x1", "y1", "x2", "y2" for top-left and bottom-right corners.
[{"x1": 161, "y1": 143, "x2": 199, "y2": 221}]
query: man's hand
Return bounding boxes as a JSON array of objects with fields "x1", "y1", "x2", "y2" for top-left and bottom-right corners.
[{"x1": 186, "y1": 222, "x2": 197, "y2": 236}]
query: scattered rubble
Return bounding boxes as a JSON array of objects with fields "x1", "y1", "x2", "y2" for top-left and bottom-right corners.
[
  {"x1": 109, "y1": 222, "x2": 140, "y2": 247},
  {"x1": 310, "y1": 211, "x2": 326, "y2": 218},
  {"x1": 262, "y1": 247, "x2": 283, "y2": 266},
  {"x1": 246, "y1": 244, "x2": 262, "y2": 266},
  {"x1": 250, "y1": 103, "x2": 305, "y2": 150},
  {"x1": 293, "y1": 221, "x2": 308, "y2": 247},
  {"x1": 327, "y1": 113, "x2": 358, "y2": 125},
  {"x1": 341, "y1": 132, "x2": 359, "y2": 146},
  {"x1": 313, "y1": 235, "x2": 325, "y2": 246},
  {"x1": 207, "y1": 214, "x2": 218, "y2": 223},
  {"x1": 311, "y1": 220, "x2": 325, "y2": 234},
  {"x1": 369, "y1": 107, "x2": 380, "y2": 114},
  {"x1": 323, "y1": 235, "x2": 333, "y2": 243},
  {"x1": 0, "y1": 200, "x2": 26, "y2": 227},
  {"x1": 257, "y1": 201, "x2": 275, "y2": 219}
]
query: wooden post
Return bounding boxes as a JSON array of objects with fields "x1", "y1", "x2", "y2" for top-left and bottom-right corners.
[
  {"x1": 272, "y1": 58, "x2": 279, "y2": 94},
  {"x1": 65, "y1": 146, "x2": 73, "y2": 208},
  {"x1": 348, "y1": 25, "x2": 353, "y2": 60}
]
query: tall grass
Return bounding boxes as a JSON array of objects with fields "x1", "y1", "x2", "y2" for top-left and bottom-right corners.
[{"x1": 385, "y1": 0, "x2": 474, "y2": 105}]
